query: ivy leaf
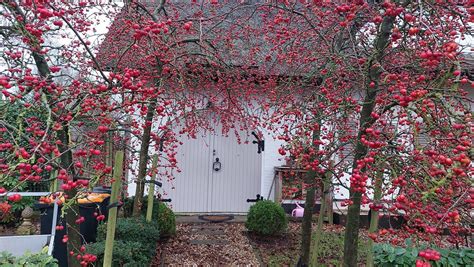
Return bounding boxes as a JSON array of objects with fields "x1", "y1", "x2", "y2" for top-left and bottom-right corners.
[
  {"x1": 388, "y1": 253, "x2": 396, "y2": 262},
  {"x1": 459, "y1": 249, "x2": 465, "y2": 258},
  {"x1": 404, "y1": 238, "x2": 413, "y2": 247},
  {"x1": 448, "y1": 257, "x2": 458, "y2": 267}
]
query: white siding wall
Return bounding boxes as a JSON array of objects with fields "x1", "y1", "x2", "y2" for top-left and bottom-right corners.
[{"x1": 260, "y1": 130, "x2": 284, "y2": 200}]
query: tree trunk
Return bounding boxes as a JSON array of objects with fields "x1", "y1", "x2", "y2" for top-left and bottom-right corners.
[
  {"x1": 56, "y1": 126, "x2": 81, "y2": 267},
  {"x1": 32, "y1": 48, "x2": 81, "y2": 267},
  {"x1": 310, "y1": 170, "x2": 330, "y2": 265},
  {"x1": 27, "y1": 25, "x2": 83, "y2": 264},
  {"x1": 132, "y1": 98, "x2": 158, "y2": 216},
  {"x1": 342, "y1": 15, "x2": 395, "y2": 267},
  {"x1": 299, "y1": 124, "x2": 322, "y2": 266},
  {"x1": 298, "y1": 172, "x2": 316, "y2": 267},
  {"x1": 366, "y1": 171, "x2": 383, "y2": 267}
]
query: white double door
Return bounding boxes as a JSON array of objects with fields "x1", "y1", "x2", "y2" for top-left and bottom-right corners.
[{"x1": 163, "y1": 122, "x2": 262, "y2": 213}]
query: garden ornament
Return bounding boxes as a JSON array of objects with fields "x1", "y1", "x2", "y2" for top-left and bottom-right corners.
[{"x1": 291, "y1": 202, "x2": 304, "y2": 217}]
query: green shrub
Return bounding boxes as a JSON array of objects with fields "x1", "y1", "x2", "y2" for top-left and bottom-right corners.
[
  {"x1": 0, "y1": 197, "x2": 34, "y2": 227},
  {"x1": 374, "y1": 239, "x2": 474, "y2": 267},
  {"x1": 86, "y1": 240, "x2": 150, "y2": 267},
  {"x1": 245, "y1": 200, "x2": 288, "y2": 236},
  {"x1": 147, "y1": 202, "x2": 176, "y2": 237},
  {"x1": 97, "y1": 217, "x2": 160, "y2": 254},
  {"x1": 0, "y1": 251, "x2": 58, "y2": 267},
  {"x1": 0, "y1": 100, "x2": 50, "y2": 227},
  {"x1": 121, "y1": 196, "x2": 176, "y2": 238}
]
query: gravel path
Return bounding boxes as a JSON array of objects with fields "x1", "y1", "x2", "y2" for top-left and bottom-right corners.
[{"x1": 151, "y1": 223, "x2": 259, "y2": 266}]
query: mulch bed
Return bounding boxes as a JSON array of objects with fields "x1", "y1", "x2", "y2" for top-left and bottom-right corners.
[
  {"x1": 151, "y1": 219, "x2": 460, "y2": 266},
  {"x1": 151, "y1": 223, "x2": 259, "y2": 266}
]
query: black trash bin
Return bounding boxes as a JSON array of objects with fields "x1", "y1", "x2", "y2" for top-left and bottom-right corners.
[
  {"x1": 36, "y1": 203, "x2": 68, "y2": 267},
  {"x1": 36, "y1": 196, "x2": 110, "y2": 267},
  {"x1": 80, "y1": 198, "x2": 110, "y2": 243}
]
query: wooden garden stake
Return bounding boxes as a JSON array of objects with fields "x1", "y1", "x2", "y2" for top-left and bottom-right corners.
[
  {"x1": 146, "y1": 154, "x2": 159, "y2": 222},
  {"x1": 366, "y1": 170, "x2": 383, "y2": 267},
  {"x1": 105, "y1": 132, "x2": 114, "y2": 186},
  {"x1": 325, "y1": 162, "x2": 334, "y2": 225},
  {"x1": 49, "y1": 169, "x2": 58, "y2": 192},
  {"x1": 103, "y1": 151, "x2": 124, "y2": 267},
  {"x1": 49, "y1": 154, "x2": 58, "y2": 192}
]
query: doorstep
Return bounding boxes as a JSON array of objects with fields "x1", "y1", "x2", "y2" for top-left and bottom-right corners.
[{"x1": 176, "y1": 215, "x2": 247, "y2": 224}]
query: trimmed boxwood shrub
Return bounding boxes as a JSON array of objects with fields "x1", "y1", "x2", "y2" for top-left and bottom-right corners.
[
  {"x1": 121, "y1": 196, "x2": 176, "y2": 238},
  {"x1": 147, "y1": 202, "x2": 176, "y2": 237},
  {"x1": 374, "y1": 239, "x2": 474, "y2": 267},
  {"x1": 86, "y1": 240, "x2": 150, "y2": 267},
  {"x1": 97, "y1": 217, "x2": 160, "y2": 254},
  {"x1": 90, "y1": 217, "x2": 160, "y2": 266},
  {"x1": 245, "y1": 200, "x2": 288, "y2": 236}
]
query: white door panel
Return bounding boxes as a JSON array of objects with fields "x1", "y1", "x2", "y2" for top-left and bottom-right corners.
[
  {"x1": 163, "y1": 119, "x2": 262, "y2": 213},
  {"x1": 210, "y1": 125, "x2": 262, "y2": 213},
  {"x1": 162, "y1": 132, "x2": 212, "y2": 213}
]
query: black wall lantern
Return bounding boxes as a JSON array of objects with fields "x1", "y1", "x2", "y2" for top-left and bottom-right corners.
[{"x1": 213, "y1": 157, "x2": 222, "y2": 171}]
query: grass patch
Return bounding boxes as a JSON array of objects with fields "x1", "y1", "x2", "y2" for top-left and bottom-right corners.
[
  {"x1": 268, "y1": 254, "x2": 296, "y2": 266},
  {"x1": 315, "y1": 231, "x2": 369, "y2": 266},
  {"x1": 265, "y1": 228, "x2": 369, "y2": 266}
]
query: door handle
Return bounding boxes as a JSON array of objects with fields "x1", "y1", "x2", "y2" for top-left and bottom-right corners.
[{"x1": 213, "y1": 158, "x2": 221, "y2": 171}]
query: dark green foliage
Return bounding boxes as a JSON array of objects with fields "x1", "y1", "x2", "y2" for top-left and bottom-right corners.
[
  {"x1": 0, "y1": 251, "x2": 58, "y2": 267},
  {"x1": 93, "y1": 217, "x2": 159, "y2": 266},
  {"x1": 121, "y1": 196, "x2": 176, "y2": 238},
  {"x1": 147, "y1": 202, "x2": 176, "y2": 237},
  {"x1": 86, "y1": 240, "x2": 150, "y2": 267},
  {"x1": 97, "y1": 217, "x2": 159, "y2": 254},
  {"x1": 245, "y1": 200, "x2": 288, "y2": 236},
  {"x1": 374, "y1": 239, "x2": 474, "y2": 267},
  {"x1": 0, "y1": 195, "x2": 34, "y2": 226},
  {"x1": 0, "y1": 100, "x2": 49, "y2": 226}
]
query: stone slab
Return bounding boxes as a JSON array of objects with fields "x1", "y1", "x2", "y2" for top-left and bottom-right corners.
[
  {"x1": 189, "y1": 239, "x2": 229, "y2": 245},
  {"x1": 176, "y1": 215, "x2": 247, "y2": 223},
  {"x1": 190, "y1": 229, "x2": 226, "y2": 235},
  {"x1": 190, "y1": 225, "x2": 224, "y2": 230}
]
